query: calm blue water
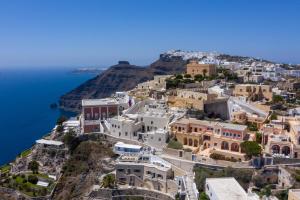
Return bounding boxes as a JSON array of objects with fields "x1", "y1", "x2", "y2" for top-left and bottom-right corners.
[{"x1": 0, "y1": 68, "x2": 95, "y2": 165}]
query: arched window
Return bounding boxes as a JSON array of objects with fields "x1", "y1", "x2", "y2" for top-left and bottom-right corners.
[
  {"x1": 221, "y1": 141, "x2": 229, "y2": 150},
  {"x1": 272, "y1": 145, "x2": 280, "y2": 154},
  {"x1": 282, "y1": 146, "x2": 291, "y2": 156},
  {"x1": 231, "y1": 143, "x2": 239, "y2": 152}
]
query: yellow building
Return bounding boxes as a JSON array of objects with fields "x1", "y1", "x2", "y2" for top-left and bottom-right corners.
[
  {"x1": 233, "y1": 84, "x2": 273, "y2": 102},
  {"x1": 186, "y1": 60, "x2": 217, "y2": 77},
  {"x1": 167, "y1": 89, "x2": 217, "y2": 110}
]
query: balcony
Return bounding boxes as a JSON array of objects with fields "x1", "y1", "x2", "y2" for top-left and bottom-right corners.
[{"x1": 84, "y1": 119, "x2": 101, "y2": 125}]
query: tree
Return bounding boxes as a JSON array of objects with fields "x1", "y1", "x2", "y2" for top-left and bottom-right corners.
[
  {"x1": 63, "y1": 130, "x2": 80, "y2": 152},
  {"x1": 175, "y1": 74, "x2": 183, "y2": 80},
  {"x1": 270, "y1": 113, "x2": 278, "y2": 120},
  {"x1": 27, "y1": 175, "x2": 38, "y2": 184},
  {"x1": 184, "y1": 74, "x2": 191, "y2": 78},
  {"x1": 247, "y1": 122, "x2": 258, "y2": 131},
  {"x1": 194, "y1": 74, "x2": 204, "y2": 82},
  {"x1": 272, "y1": 95, "x2": 284, "y2": 104},
  {"x1": 101, "y1": 174, "x2": 115, "y2": 188},
  {"x1": 255, "y1": 132, "x2": 262, "y2": 144},
  {"x1": 28, "y1": 160, "x2": 39, "y2": 174},
  {"x1": 56, "y1": 125, "x2": 64, "y2": 133},
  {"x1": 56, "y1": 115, "x2": 68, "y2": 125},
  {"x1": 199, "y1": 192, "x2": 209, "y2": 200},
  {"x1": 240, "y1": 141, "x2": 262, "y2": 159}
]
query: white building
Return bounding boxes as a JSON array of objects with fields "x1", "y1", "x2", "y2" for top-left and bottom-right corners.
[
  {"x1": 62, "y1": 117, "x2": 80, "y2": 133},
  {"x1": 109, "y1": 114, "x2": 142, "y2": 140},
  {"x1": 107, "y1": 100, "x2": 184, "y2": 149},
  {"x1": 205, "y1": 177, "x2": 259, "y2": 200},
  {"x1": 113, "y1": 142, "x2": 142, "y2": 155},
  {"x1": 142, "y1": 129, "x2": 168, "y2": 150}
]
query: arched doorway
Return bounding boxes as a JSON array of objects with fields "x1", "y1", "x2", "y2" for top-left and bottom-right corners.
[
  {"x1": 231, "y1": 143, "x2": 239, "y2": 152},
  {"x1": 183, "y1": 137, "x2": 187, "y2": 145},
  {"x1": 188, "y1": 138, "x2": 193, "y2": 146},
  {"x1": 221, "y1": 141, "x2": 229, "y2": 150},
  {"x1": 282, "y1": 146, "x2": 291, "y2": 156},
  {"x1": 203, "y1": 142, "x2": 208, "y2": 150},
  {"x1": 272, "y1": 145, "x2": 280, "y2": 154},
  {"x1": 194, "y1": 140, "x2": 198, "y2": 147}
]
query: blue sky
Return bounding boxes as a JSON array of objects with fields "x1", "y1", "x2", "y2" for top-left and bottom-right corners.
[{"x1": 0, "y1": 0, "x2": 299, "y2": 68}]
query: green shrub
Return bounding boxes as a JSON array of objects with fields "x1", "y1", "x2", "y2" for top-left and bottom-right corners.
[
  {"x1": 210, "y1": 153, "x2": 225, "y2": 160},
  {"x1": 27, "y1": 175, "x2": 38, "y2": 184},
  {"x1": 167, "y1": 139, "x2": 183, "y2": 150},
  {"x1": 28, "y1": 160, "x2": 39, "y2": 174},
  {"x1": 240, "y1": 141, "x2": 262, "y2": 159},
  {"x1": 199, "y1": 192, "x2": 209, "y2": 200},
  {"x1": 56, "y1": 115, "x2": 68, "y2": 125},
  {"x1": 184, "y1": 74, "x2": 191, "y2": 78}
]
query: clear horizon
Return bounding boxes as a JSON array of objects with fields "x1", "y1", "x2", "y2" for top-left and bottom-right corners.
[{"x1": 0, "y1": 0, "x2": 300, "y2": 68}]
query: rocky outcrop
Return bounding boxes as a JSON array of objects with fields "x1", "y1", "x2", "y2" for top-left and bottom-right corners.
[{"x1": 60, "y1": 58, "x2": 186, "y2": 112}]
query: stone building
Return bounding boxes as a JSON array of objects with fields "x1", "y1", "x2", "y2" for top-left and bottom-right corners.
[
  {"x1": 167, "y1": 89, "x2": 218, "y2": 111},
  {"x1": 186, "y1": 60, "x2": 217, "y2": 77},
  {"x1": 233, "y1": 84, "x2": 273, "y2": 102}
]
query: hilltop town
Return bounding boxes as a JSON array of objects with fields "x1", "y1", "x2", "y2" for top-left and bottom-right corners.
[{"x1": 1, "y1": 50, "x2": 300, "y2": 200}]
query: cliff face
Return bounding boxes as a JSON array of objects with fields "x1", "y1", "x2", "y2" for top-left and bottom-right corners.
[{"x1": 59, "y1": 58, "x2": 186, "y2": 112}]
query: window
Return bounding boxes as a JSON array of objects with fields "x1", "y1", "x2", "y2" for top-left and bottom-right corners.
[
  {"x1": 125, "y1": 132, "x2": 128, "y2": 136},
  {"x1": 134, "y1": 169, "x2": 141, "y2": 173},
  {"x1": 117, "y1": 169, "x2": 124, "y2": 172},
  {"x1": 151, "y1": 121, "x2": 153, "y2": 124},
  {"x1": 141, "y1": 117, "x2": 143, "y2": 121},
  {"x1": 157, "y1": 174, "x2": 163, "y2": 179},
  {"x1": 158, "y1": 138, "x2": 161, "y2": 141},
  {"x1": 133, "y1": 132, "x2": 137, "y2": 137}
]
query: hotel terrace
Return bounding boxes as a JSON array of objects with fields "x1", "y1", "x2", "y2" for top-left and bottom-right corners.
[{"x1": 171, "y1": 118, "x2": 249, "y2": 160}]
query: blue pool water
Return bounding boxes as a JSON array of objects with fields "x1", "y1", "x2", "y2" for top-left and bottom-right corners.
[{"x1": 0, "y1": 68, "x2": 95, "y2": 165}]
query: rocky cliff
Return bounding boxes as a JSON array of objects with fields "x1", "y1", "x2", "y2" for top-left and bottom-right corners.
[{"x1": 59, "y1": 57, "x2": 186, "y2": 112}]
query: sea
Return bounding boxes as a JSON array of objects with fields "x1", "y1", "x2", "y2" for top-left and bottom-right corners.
[{"x1": 0, "y1": 67, "x2": 96, "y2": 165}]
